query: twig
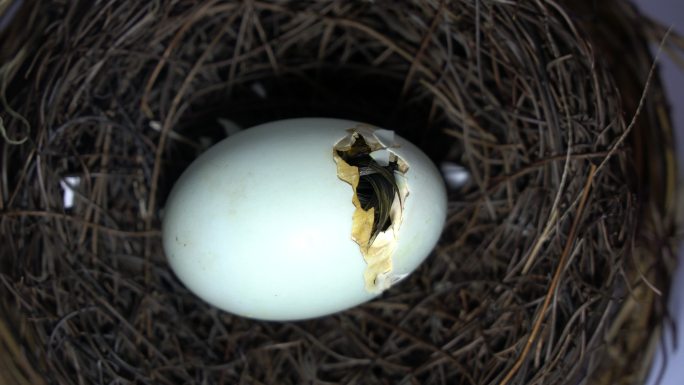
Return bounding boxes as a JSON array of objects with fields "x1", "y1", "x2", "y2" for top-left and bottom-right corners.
[{"x1": 498, "y1": 165, "x2": 596, "y2": 385}]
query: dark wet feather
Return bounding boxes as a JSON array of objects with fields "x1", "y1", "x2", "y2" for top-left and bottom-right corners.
[{"x1": 337, "y1": 136, "x2": 399, "y2": 242}]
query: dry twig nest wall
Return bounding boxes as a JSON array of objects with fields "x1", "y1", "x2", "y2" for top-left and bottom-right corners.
[{"x1": 0, "y1": 1, "x2": 679, "y2": 384}]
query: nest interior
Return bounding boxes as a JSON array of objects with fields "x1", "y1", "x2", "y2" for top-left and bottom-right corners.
[{"x1": 0, "y1": 1, "x2": 677, "y2": 385}]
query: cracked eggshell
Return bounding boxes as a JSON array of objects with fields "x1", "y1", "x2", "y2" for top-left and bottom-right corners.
[
  {"x1": 380, "y1": 135, "x2": 448, "y2": 281},
  {"x1": 162, "y1": 118, "x2": 447, "y2": 321}
]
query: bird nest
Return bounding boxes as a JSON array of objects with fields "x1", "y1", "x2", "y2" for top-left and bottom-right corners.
[{"x1": 0, "y1": 1, "x2": 679, "y2": 384}]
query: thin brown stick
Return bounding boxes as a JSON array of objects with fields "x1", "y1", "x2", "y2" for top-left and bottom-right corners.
[
  {"x1": 0, "y1": 211, "x2": 161, "y2": 237},
  {"x1": 498, "y1": 165, "x2": 596, "y2": 385}
]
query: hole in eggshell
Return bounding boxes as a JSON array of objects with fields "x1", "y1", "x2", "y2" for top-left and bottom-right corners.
[
  {"x1": 337, "y1": 135, "x2": 398, "y2": 241},
  {"x1": 332, "y1": 125, "x2": 409, "y2": 294}
]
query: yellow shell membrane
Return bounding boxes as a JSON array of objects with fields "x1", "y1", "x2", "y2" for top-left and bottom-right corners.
[{"x1": 333, "y1": 125, "x2": 409, "y2": 293}]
